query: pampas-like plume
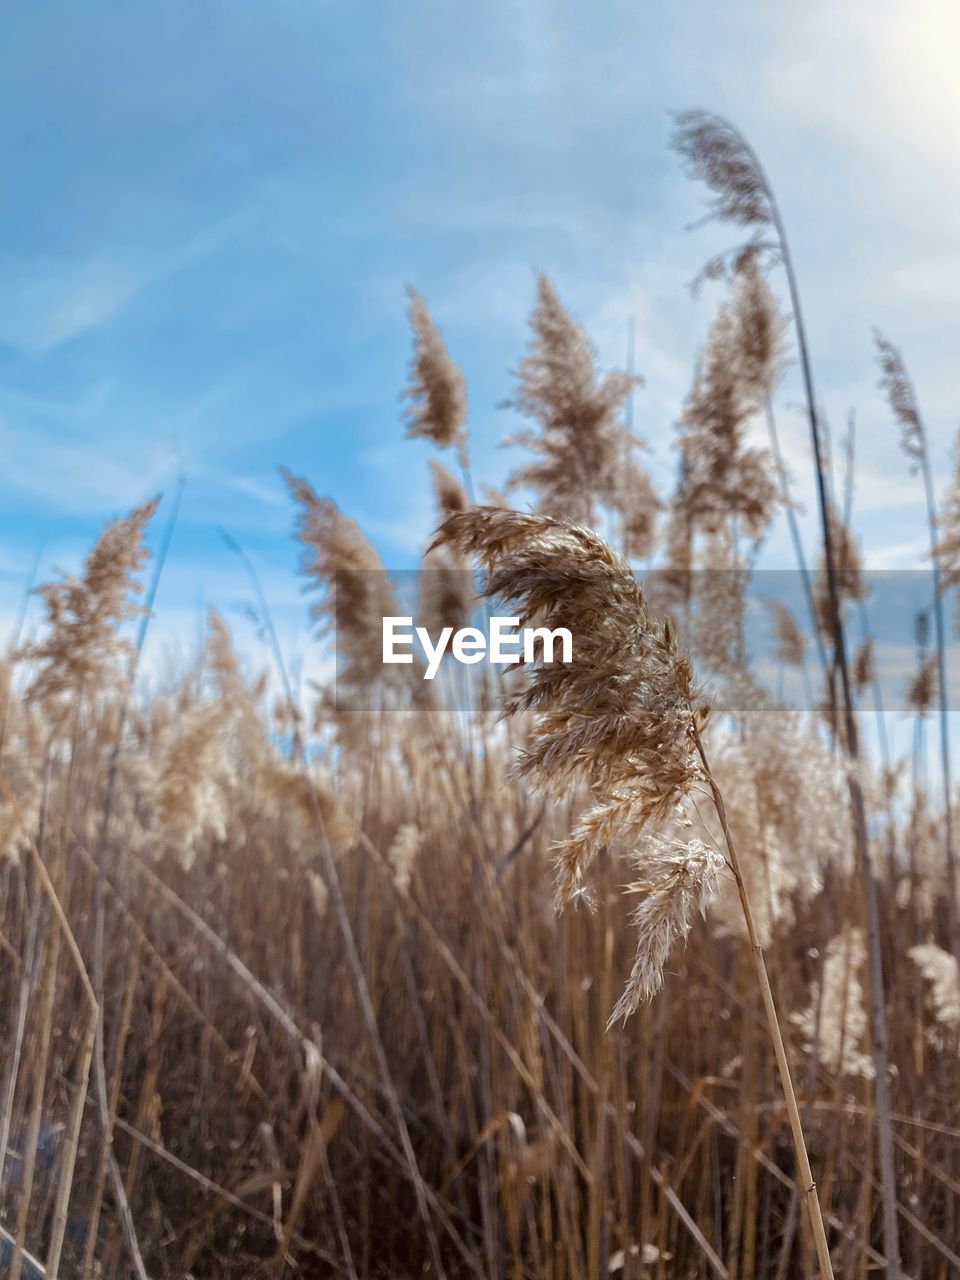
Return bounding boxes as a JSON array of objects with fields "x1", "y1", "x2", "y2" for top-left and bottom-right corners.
[
  {"x1": 670, "y1": 112, "x2": 782, "y2": 290},
  {"x1": 429, "y1": 458, "x2": 469, "y2": 519},
  {"x1": 403, "y1": 287, "x2": 469, "y2": 472},
  {"x1": 907, "y1": 652, "x2": 937, "y2": 719},
  {"x1": 610, "y1": 456, "x2": 660, "y2": 561},
  {"x1": 937, "y1": 436, "x2": 960, "y2": 595},
  {"x1": 418, "y1": 549, "x2": 472, "y2": 641},
  {"x1": 690, "y1": 529, "x2": 753, "y2": 687},
  {"x1": 433, "y1": 506, "x2": 707, "y2": 915},
  {"x1": 768, "y1": 600, "x2": 806, "y2": 670},
  {"x1": 22, "y1": 498, "x2": 159, "y2": 701},
  {"x1": 876, "y1": 333, "x2": 924, "y2": 471},
  {"x1": 260, "y1": 759, "x2": 356, "y2": 859},
  {"x1": 734, "y1": 256, "x2": 789, "y2": 397},
  {"x1": 792, "y1": 927, "x2": 873, "y2": 1079},
  {"x1": 387, "y1": 822, "x2": 421, "y2": 897},
  {"x1": 205, "y1": 608, "x2": 244, "y2": 690},
  {"x1": 911, "y1": 942, "x2": 960, "y2": 1033},
  {"x1": 705, "y1": 713, "x2": 842, "y2": 947},
  {"x1": 676, "y1": 276, "x2": 780, "y2": 542},
  {"x1": 503, "y1": 275, "x2": 642, "y2": 527},
  {"x1": 282, "y1": 468, "x2": 403, "y2": 689},
  {"x1": 813, "y1": 501, "x2": 866, "y2": 644},
  {"x1": 672, "y1": 111, "x2": 773, "y2": 232},
  {"x1": 609, "y1": 835, "x2": 724, "y2": 1023},
  {"x1": 652, "y1": 476, "x2": 695, "y2": 614},
  {"x1": 152, "y1": 702, "x2": 237, "y2": 869},
  {"x1": 853, "y1": 636, "x2": 875, "y2": 696}
]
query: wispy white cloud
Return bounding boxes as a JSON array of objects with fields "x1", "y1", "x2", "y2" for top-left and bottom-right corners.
[
  {"x1": 0, "y1": 208, "x2": 253, "y2": 354},
  {"x1": 0, "y1": 421, "x2": 179, "y2": 513}
]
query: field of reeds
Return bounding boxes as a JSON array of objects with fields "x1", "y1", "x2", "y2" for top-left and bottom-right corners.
[{"x1": 3, "y1": 111, "x2": 960, "y2": 1280}]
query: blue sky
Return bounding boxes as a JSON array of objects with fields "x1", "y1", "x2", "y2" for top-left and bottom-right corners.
[{"x1": 2, "y1": 0, "x2": 960, "y2": 703}]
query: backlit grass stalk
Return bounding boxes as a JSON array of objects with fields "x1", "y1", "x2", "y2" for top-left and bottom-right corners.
[{"x1": 674, "y1": 110, "x2": 902, "y2": 1277}]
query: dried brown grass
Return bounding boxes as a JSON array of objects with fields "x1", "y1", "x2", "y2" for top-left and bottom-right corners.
[{"x1": 3, "y1": 167, "x2": 960, "y2": 1280}]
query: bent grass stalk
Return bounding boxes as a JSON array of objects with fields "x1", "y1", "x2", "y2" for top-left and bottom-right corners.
[{"x1": 673, "y1": 110, "x2": 902, "y2": 1277}]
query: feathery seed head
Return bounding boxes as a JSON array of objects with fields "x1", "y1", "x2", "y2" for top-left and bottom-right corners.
[
  {"x1": 935, "y1": 431, "x2": 960, "y2": 595},
  {"x1": 672, "y1": 111, "x2": 773, "y2": 230},
  {"x1": 732, "y1": 257, "x2": 789, "y2": 402},
  {"x1": 875, "y1": 332, "x2": 924, "y2": 469},
  {"x1": 503, "y1": 275, "x2": 642, "y2": 526},
  {"x1": 677, "y1": 288, "x2": 779, "y2": 542},
  {"x1": 853, "y1": 636, "x2": 875, "y2": 695},
  {"x1": 767, "y1": 600, "x2": 806, "y2": 670},
  {"x1": 610, "y1": 457, "x2": 660, "y2": 561},
  {"x1": 911, "y1": 943, "x2": 960, "y2": 1033},
  {"x1": 433, "y1": 506, "x2": 707, "y2": 915},
  {"x1": 906, "y1": 652, "x2": 938, "y2": 719},
  {"x1": 23, "y1": 497, "x2": 159, "y2": 702},
  {"x1": 608, "y1": 834, "x2": 724, "y2": 1024},
  {"x1": 403, "y1": 287, "x2": 469, "y2": 470},
  {"x1": 429, "y1": 458, "x2": 469, "y2": 519},
  {"x1": 283, "y1": 468, "x2": 405, "y2": 690},
  {"x1": 387, "y1": 822, "x2": 421, "y2": 897},
  {"x1": 792, "y1": 927, "x2": 873, "y2": 1079}
]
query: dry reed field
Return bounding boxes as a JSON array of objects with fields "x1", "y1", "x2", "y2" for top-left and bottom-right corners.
[{"x1": 5, "y1": 111, "x2": 960, "y2": 1279}]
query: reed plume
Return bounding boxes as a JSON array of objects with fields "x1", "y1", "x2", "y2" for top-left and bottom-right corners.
[
  {"x1": 610, "y1": 456, "x2": 660, "y2": 561},
  {"x1": 676, "y1": 275, "x2": 780, "y2": 543},
  {"x1": 813, "y1": 501, "x2": 866, "y2": 646},
  {"x1": 911, "y1": 943, "x2": 960, "y2": 1034},
  {"x1": 152, "y1": 702, "x2": 236, "y2": 870},
  {"x1": 768, "y1": 600, "x2": 806, "y2": 671},
  {"x1": 907, "y1": 652, "x2": 938, "y2": 718},
  {"x1": 673, "y1": 111, "x2": 774, "y2": 233},
  {"x1": 734, "y1": 256, "x2": 789, "y2": 396},
  {"x1": 792, "y1": 927, "x2": 873, "y2": 1079},
  {"x1": 403, "y1": 286, "x2": 469, "y2": 474},
  {"x1": 282, "y1": 468, "x2": 403, "y2": 691},
  {"x1": 611, "y1": 833, "x2": 724, "y2": 1020},
  {"x1": 21, "y1": 498, "x2": 159, "y2": 702},
  {"x1": 876, "y1": 334, "x2": 924, "y2": 466},
  {"x1": 433, "y1": 505, "x2": 706, "y2": 916},
  {"x1": 428, "y1": 458, "x2": 469, "y2": 519},
  {"x1": 937, "y1": 434, "x2": 960, "y2": 593},
  {"x1": 653, "y1": 471, "x2": 694, "y2": 614},
  {"x1": 853, "y1": 636, "x2": 875, "y2": 697},
  {"x1": 503, "y1": 275, "x2": 642, "y2": 527},
  {"x1": 387, "y1": 822, "x2": 421, "y2": 897}
]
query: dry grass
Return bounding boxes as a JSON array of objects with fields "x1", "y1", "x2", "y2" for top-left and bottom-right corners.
[
  {"x1": 3, "y1": 626, "x2": 959, "y2": 1278},
  {"x1": 4, "y1": 113, "x2": 960, "y2": 1280}
]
